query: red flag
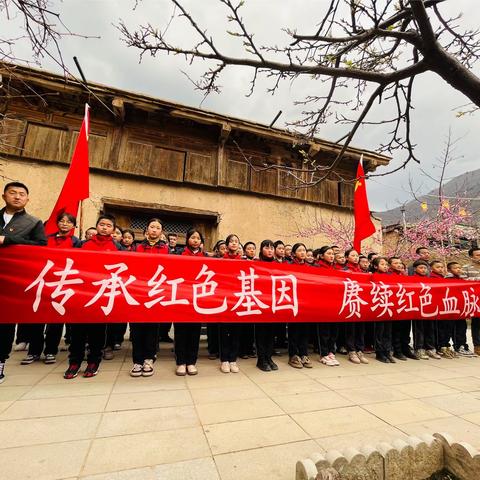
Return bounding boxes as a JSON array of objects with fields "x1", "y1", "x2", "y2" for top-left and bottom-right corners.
[
  {"x1": 353, "y1": 156, "x2": 376, "y2": 252},
  {"x1": 44, "y1": 104, "x2": 90, "y2": 235}
]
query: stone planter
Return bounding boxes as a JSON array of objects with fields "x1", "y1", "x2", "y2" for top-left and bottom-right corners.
[{"x1": 296, "y1": 433, "x2": 480, "y2": 480}]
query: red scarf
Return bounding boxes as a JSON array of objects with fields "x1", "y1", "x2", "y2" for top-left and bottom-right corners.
[
  {"x1": 182, "y1": 247, "x2": 205, "y2": 257},
  {"x1": 317, "y1": 259, "x2": 334, "y2": 269},
  {"x1": 292, "y1": 257, "x2": 305, "y2": 266},
  {"x1": 136, "y1": 241, "x2": 168, "y2": 254},
  {"x1": 82, "y1": 234, "x2": 118, "y2": 251},
  {"x1": 223, "y1": 252, "x2": 242, "y2": 260},
  {"x1": 47, "y1": 235, "x2": 74, "y2": 249},
  {"x1": 345, "y1": 262, "x2": 361, "y2": 273},
  {"x1": 430, "y1": 271, "x2": 444, "y2": 279}
]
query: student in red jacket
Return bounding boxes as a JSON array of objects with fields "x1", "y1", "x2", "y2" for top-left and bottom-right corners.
[
  {"x1": 288, "y1": 243, "x2": 313, "y2": 369},
  {"x1": 64, "y1": 214, "x2": 123, "y2": 379},
  {"x1": 130, "y1": 218, "x2": 168, "y2": 378},
  {"x1": 315, "y1": 246, "x2": 340, "y2": 366},
  {"x1": 219, "y1": 234, "x2": 242, "y2": 373},
  {"x1": 21, "y1": 213, "x2": 80, "y2": 368},
  {"x1": 174, "y1": 229, "x2": 206, "y2": 376},
  {"x1": 343, "y1": 248, "x2": 369, "y2": 365}
]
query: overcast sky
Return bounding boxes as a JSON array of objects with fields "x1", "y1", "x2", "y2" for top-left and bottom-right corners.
[{"x1": 4, "y1": 0, "x2": 480, "y2": 212}]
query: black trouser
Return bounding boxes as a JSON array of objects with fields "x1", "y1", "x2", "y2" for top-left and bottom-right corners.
[
  {"x1": 472, "y1": 317, "x2": 480, "y2": 346},
  {"x1": 15, "y1": 323, "x2": 31, "y2": 344},
  {"x1": 219, "y1": 323, "x2": 241, "y2": 362},
  {"x1": 207, "y1": 324, "x2": 219, "y2": 355},
  {"x1": 364, "y1": 321, "x2": 375, "y2": 348},
  {"x1": 255, "y1": 323, "x2": 274, "y2": 360},
  {"x1": 105, "y1": 323, "x2": 127, "y2": 348},
  {"x1": 69, "y1": 323, "x2": 106, "y2": 365},
  {"x1": 345, "y1": 322, "x2": 365, "y2": 352},
  {"x1": 159, "y1": 322, "x2": 172, "y2": 340},
  {"x1": 413, "y1": 320, "x2": 435, "y2": 350},
  {"x1": 453, "y1": 319, "x2": 467, "y2": 350},
  {"x1": 374, "y1": 321, "x2": 392, "y2": 355},
  {"x1": 274, "y1": 323, "x2": 287, "y2": 348},
  {"x1": 438, "y1": 320, "x2": 454, "y2": 348},
  {"x1": 318, "y1": 322, "x2": 338, "y2": 357},
  {"x1": 288, "y1": 323, "x2": 309, "y2": 357},
  {"x1": 64, "y1": 324, "x2": 72, "y2": 344},
  {"x1": 130, "y1": 323, "x2": 159, "y2": 365},
  {"x1": 239, "y1": 323, "x2": 255, "y2": 356},
  {"x1": 392, "y1": 320, "x2": 412, "y2": 354},
  {"x1": 174, "y1": 323, "x2": 201, "y2": 365},
  {"x1": 28, "y1": 324, "x2": 46, "y2": 356},
  {"x1": 0, "y1": 324, "x2": 15, "y2": 362}
]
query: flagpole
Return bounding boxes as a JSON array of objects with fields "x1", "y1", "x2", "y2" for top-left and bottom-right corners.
[{"x1": 78, "y1": 199, "x2": 84, "y2": 240}]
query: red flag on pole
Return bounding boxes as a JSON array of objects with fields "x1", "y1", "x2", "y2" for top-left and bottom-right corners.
[
  {"x1": 44, "y1": 104, "x2": 90, "y2": 235},
  {"x1": 353, "y1": 155, "x2": 376, "y2": 252}
]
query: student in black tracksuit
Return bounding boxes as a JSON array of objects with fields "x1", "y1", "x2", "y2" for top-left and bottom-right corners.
[
  {"x1": 64, "y1": 214, "x2": 123, "y2": 379},
  {"x1": 255, "y1": 240, "x2": 278, "y2": 372},
  {"x1": 272, "y1": 240, "x2": 288, "y2": 353},
  {"x1": 389, "y1": 256, "x2": 417, "y2": 360},
  {"x1": 0, "y1": 182, "x2": 47, "y2": 384},
  {"x1": 174, "y1": 229, "x2": 205, "y2": 376},
  {"x1": 129, "y1": 218, "x2": 169, "y2": 378},
  {"x1": 287, "y1": 243, "x2": 313, "y2": 369},
  {"x1": 447, "y1": 262, "x2": 476, "y2": 356},
  {"x1": 219, "y1": 234, "x2": 242, "y2": 374},
  {"x1": 371, "y1": 257, "x2": 396, "y2": 363}
]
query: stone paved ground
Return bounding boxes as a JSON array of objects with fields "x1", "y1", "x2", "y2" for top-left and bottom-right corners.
[{"x1": 1, "y1": 334, "x2": 480, "y2": 480}]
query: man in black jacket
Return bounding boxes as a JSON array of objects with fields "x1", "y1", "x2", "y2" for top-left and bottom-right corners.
[{"x1": 0, "y1": 182, "x2": 47, "y2": 383}]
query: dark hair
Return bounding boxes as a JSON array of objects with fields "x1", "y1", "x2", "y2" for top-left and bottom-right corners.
[
  {"x1": 416, "y1": 246, "x2": 429, "y2": 254},
  {"x1": 306, "y1": 248, "x2": 314, "y2": 254},
  {"x1": 56, "y1": 212, "x2": 77, "y2": 225},
  {"x1": 213, "y1": 240, "x2": 226, "y2": 251},
  {"x1": 225, "y1": 234, "x2": 240, "y2": 246},
  {"x1": 344, "y1": 248, "x2": 358, "y2": 259},
  {"x1": 123, "y1": 228, "x2": 135, "y2": 238},
  {"x1": 114, "y1": 226, "x2": 123, "y2": 234},
  {"x1": 96, "y1": 214, "x2": 116, "y2": 228},
  {"x1": 285, "y1": 244, "x2": 292, "y2": 248},
  {"x1": 367, "y1": 252, "x2": 377, "y2": 261},
  {"x1": 430, "y1": 260, "x2": 443, "y2": 267},
  {"x1": 146, "y1": 218, "x2": 162, "y2": 229},
  {"x1": 258, "y1": 239, "x2": 274, "y2": 261},
  {"x1": 292, "y1": 243, "x2": 306, "y2": 255},
  {"x1": 86, "y1": 226, "x2": 96, "y2": 232},
  {"x1": 167, "y1": 233, "x2": 178, "y2": 239},
  {"x1": 274, "y1": 240, "x2": 285, "y2": 249},
  {"x1": 447, "y1": 261, "x2": 460, "y2": 270},
  {"x1": 185, "y1": 228, "x2": 204, "y2": 247},
  {"x1": 370, "y1": 256, "x2": 388, "y2": 272},
  {"x1": 331, "y1": 245, "x2": 339, "y2": 249},
  {"x1": 468, "y1": 247, "x2": 480, "y2": 257},
  {"x1": 359, "y1": 255, "x2": 368, "y2": 261},
  {"x1": 388, "y1": 256, "x2": 401, "y2": 264},
  {"x1": 412, "y1": 259, "x2": 429, "y2": 268},
  {"x1": 3, "y1": 181, "x2": 29, "y2": 194},
  {"x1": 244, "y1": 241, "x2": 256, "y2": 251}
]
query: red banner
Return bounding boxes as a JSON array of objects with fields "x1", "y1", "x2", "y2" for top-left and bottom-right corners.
[{"x1": 1, "y1": 246, "x2": 479, "y2": 323}]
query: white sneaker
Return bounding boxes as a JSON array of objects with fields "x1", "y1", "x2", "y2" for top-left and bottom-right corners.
[
  {"x1": 327, "y1": 352, "x2": 340, "y2": 366},
  {"x1": 130, "y1": 363, "x2": 143, "y2": 377},
  {"x1": 14, "y1": 342, "x2": 28, "y2": 352},
  {"x1": 220, "y1": 361, "x2": 230, "y2": 373},
  {"x1": 457, "y1": 346, "x2": 476, "y2": 357},
  {"x1": 320, "y1": 355, "x2": 336, "y2": 366},
  {"x1": 229, "y1": 362, "x2": 239, "y2": 373}
]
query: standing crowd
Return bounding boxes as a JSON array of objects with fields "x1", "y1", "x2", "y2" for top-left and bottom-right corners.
[{"x1": 1, "y1": 181, "x2": 479, "y2": 385}]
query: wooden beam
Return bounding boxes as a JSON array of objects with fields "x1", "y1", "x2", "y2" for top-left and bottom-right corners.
[{"x1": 112, "y1": 97, "x2": 125, "y2": 123}]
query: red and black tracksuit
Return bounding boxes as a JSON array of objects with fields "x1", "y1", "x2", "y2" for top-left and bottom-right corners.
[
  {"x1": 288, "y1": 259, "x2": 310, "y2": 358},
  {"x1": 219, "y1": 252, "x2": 242, "y2": 362},
  {"x1": 174, "y1": 248, "x2": 204, "y2": 366},
  {"x1": 390, "y1": 269, "x2": 413, "y2": 356},
  {"x1": 68, "y1": 235, "x2": 123, "y2": 367},
  {"x1": 316, "y1": 260, "x2": 339, "y2": 357},
  {"x1": 343, "y1": 262, "x2": 366, "y2": 353},
  {"x1": 27, "y1": 233, "x2": 81, "y2": 359},
  {"x1": 412, "y1": 272, "x2": 436, "y2": 351},
  {"x1": 131, "y1": 239, "x2": 169, "y2": 365}
]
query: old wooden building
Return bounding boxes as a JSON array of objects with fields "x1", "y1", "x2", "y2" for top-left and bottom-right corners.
[{"x1": 0, "y1": 63, "x2": 389, "y2": 248}]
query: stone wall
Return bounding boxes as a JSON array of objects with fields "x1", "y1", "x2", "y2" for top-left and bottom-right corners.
[{"x1": 296, "y1": 433, "x2": 480, "y2": 480}]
